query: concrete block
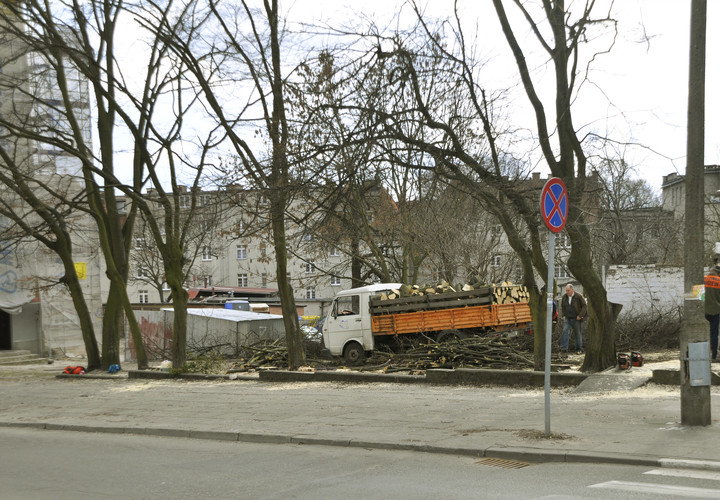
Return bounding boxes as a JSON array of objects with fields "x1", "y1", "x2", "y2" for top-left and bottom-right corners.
[
  {"x1": 189, "y1": 430, "x2": 239, "y2": 441},
  {"x1": 145, "y1": 428, "x2": 191, "y2": 438},
  {"x1": 566, "y1": 451, "x2": 658, "y2": 466},
  {"x1": 652, "y1": 368, "x2": 720, "y2": 385},
  {"x1": 426, "y1": 368, "x2": 586, "y2": 387},
  {"x1": 236, "y1": 432, "x2": 293, "y2": 444}
]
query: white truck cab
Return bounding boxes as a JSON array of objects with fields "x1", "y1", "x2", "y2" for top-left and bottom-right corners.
[{"x1": 322, "y1": 283, "x2": 402, "y2": 364}]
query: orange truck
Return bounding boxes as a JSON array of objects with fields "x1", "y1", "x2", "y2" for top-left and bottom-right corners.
[{"x1": 322, "y1": 283, "x2": 532, "y2": 364}]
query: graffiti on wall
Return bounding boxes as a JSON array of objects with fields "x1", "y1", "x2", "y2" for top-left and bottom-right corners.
[{"x1": 0, "y1": 270, "x2": 18, "y2": 294}]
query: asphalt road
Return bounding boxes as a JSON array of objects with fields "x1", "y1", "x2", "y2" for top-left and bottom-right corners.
[{"x1": 3, "y1": 427, "x2": 720, "y2": 499}]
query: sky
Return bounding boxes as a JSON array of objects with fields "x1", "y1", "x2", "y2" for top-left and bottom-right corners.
[{"x1": 286, "y1": 0, "x2": 719, "y2": 196}]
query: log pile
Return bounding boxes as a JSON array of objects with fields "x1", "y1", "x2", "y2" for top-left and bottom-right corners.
[
  {"x1": 371, "y1": 281, "x2": 530, "y2": 315},
  {"x1": 492, "y1": 282, "x2": 531, "y2": 304}
]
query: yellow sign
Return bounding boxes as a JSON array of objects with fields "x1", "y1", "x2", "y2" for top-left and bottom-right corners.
[{"x1": 74, "y1": 262, "x2": 87, "y2": 280}]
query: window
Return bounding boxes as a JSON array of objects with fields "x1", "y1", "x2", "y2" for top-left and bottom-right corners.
[
  {"x1": 138, "y1": 290, "x2": 149, "y2": 304},
  {"x1": 557, "y1": 233, "x2": 570, "y2": 248},
  {"x1": 236, "y1": 219, "x2": 244, "y2": 234},
  {"x1": 134, "y1": 237, "x2": 144, "y2": 250},
  {"x1": 334, "y1": 295, "x2": 360, "y2": 316},
  {"x1": 179, "y1": 195, "x2": 191, "y2": 208},
  {"x1": 492, "y1": 224, "x2": 502, "y2": 236},
  {"x1": 491, "y1": 255, "x2": 501, "y2": 267},
  {"x1": 162, "y1": 282, "x2": 170, "y2": 291},
  {"x1": 305, "y1": 262, "x2": 315, "y2": 274},
  {"x1": 202, "y1": 246, "x2": 212, "y2": 261},
  {"x1": 329, "y1": 247, "x2": 340, "y2": 257},
  {"x1": 137, "y1": 266, "x2": 148, "y2": 278},
  {"x1": 237, "y1": 273, "x2": 248, "y2": 287},
  {"x1": 304, "y1": 233, "x2": 312, "y2": 242},
  {"x1": 236, "y1": 245, "x2": 247, "y2": 260},
  {"x1": 204, "y1": 275, "x2": 213, "y2": 287},
  {"x1": 261, "y1": 273, "x2": 267, "y2": 287},
  {"x1": 555, "y1": 266, "x2": 570, "y2": 279},
  {"x1": 199, "y1": 194, "x2": 211, "y2": 206},
  {"x1": 305, "y1": 287, "x2": 316, "y2": 299},
  {"x1": 260, "y1": 243, "x2": 267, "y2": 258},
  {"x1": 330, "y1": 276, "x2": 341, "y2": 286}
]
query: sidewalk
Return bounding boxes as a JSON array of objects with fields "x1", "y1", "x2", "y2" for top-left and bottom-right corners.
[{"x1": 1, "y1": 362, "x2": 719, "y2": 470}]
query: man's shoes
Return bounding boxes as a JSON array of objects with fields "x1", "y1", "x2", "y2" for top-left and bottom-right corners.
[{"x1": 575, "y1": 350, "x2": 583, "y2": 355}]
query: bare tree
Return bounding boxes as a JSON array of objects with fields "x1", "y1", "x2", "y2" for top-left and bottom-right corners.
[
  {"x1": 590, "y1": 147, "x2": 681, "y2": 266},
  {"x1": 492, "y1": 0, "x2": 622, "y2": 371},
  {"x1": 0, "y1": 0, "x2": 226, "y2": 370},
  {"x1": 153, "y1": 0, "x2": 311, "y2": 368}
]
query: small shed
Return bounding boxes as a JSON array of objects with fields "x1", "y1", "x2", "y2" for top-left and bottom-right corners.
[{"x1": 133, "y1": 307, "x2": 285, "y2": 359}]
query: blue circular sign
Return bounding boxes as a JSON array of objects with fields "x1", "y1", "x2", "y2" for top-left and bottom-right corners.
[{"x1": 540, "y1": 178, "x2": 568, "y2": 233}]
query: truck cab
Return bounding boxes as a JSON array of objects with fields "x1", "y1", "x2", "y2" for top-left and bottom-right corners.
[{"x1": 322, "y1": 283, "x2": 402, "y2": 364}]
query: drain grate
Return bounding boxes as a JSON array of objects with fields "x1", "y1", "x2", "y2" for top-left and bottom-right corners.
[{"x1": 474, "y1": 457, "x2": 532, "y2": 469}]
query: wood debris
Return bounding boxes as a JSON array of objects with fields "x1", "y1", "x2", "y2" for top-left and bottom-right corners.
[{"x1": 370, "y1": 336, "x2": 534, "y2": 372}]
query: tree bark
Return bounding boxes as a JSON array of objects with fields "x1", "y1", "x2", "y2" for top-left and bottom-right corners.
[{"x1": 61, "y1": 261, "x2": 101, "y2": 371}]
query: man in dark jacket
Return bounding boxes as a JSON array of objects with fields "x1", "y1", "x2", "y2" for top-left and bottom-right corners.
[
  {"x1": 704, "y1": 264, "x2": 720, "y2": 362},
  {"x1": 560, "y1": 284, "x2": 587, "y2": 354}
]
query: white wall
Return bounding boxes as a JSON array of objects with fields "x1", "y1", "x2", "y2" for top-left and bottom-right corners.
[{"x1": 605, "y1": 265, "x2": 684, "y2": 316}]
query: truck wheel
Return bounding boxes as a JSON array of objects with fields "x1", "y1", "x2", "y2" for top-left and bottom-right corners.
[
  {"x1": 343, "y1": 341, "x2": 365, "y2": 366},
  {"x1": 437, "y1": 329, "x2": 466, "y2": 343}
]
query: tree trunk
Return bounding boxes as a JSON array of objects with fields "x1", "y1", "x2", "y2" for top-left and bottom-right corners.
[
  {"x1": 566, "y1": 222, "x2": 617, "y2": 372},
  {"x1": 101, "y1": 282, "x2": 123, "y2": 369},
  {"x1": 269, "y1": 194, "x2": 305, "y2": 370},
  {"x1": 529, "y1": 288, "x2": 548, "y2": 371},
  {"x1": 170, "y1": 286, "x2": 188, "y2": 369},
  {"x1": 62, "y1": 262, "x2": 101, "y2": 371},
  {"x1": 168, "y1": 256, "x2": 189, "y2": 368},
  {"x1": 350, "y1": 237, "x2": 363, "y2": 288}
]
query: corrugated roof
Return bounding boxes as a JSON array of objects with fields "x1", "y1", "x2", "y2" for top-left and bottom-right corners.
[{"x1": 161, "y1": 308, "x2": 283, "y2": 323}]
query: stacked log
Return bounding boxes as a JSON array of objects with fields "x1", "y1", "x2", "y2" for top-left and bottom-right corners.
[
  {"x1": 371, "y1": 281, "x2": 530, "y2": 314},
  {"x1": 491, "y1": 282, "x2": 531, "y2": 304}
]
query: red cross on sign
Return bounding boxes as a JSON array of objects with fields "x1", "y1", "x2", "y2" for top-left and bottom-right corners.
[{"x1": 540, "y1": 178, "x2": 568, "y2": 233}]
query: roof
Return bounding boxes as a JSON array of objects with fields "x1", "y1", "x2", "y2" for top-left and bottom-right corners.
[
  {"x1": 188, "y1": 286, "x2": 279, "y2": 300},
  {"x1": 161, "y1": 307, "x2": 283, "y2": 322},
  {"x1": 334, "y1": 283, "x2": 403, "y2": 297}
]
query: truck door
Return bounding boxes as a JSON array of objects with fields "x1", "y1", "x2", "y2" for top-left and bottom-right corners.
[{"x1": 324, "y1": 293, "x2": 368, "y2": 354}]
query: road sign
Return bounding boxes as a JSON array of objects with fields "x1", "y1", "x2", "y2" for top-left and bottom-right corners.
[{"x1": 540, "y1": 178, "x2": 568, "y2": 233}]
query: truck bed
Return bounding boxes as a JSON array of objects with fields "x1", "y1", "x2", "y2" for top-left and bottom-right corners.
[{"x1": 371, "y1": 302, "x2": 532, "y2": 336}]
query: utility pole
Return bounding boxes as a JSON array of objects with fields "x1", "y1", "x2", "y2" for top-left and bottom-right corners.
[{"x1": 680, "y1": 0, "x2": 710, "y2": 426}]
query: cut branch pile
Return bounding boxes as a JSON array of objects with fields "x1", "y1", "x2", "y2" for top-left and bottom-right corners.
[
  {"x1": 369, "y1": 337, "x2": 534, "y2": 372},
  {"x1": 230, "y1": 339, "x2": 288, "y2": 371}
]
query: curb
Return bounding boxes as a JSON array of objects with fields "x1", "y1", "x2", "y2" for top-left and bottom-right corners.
[
  {"x1": 58, "y1": 366, "x2": 718, "y2": 388},
  {"x1": 0, "y1": 420, "x2": 665, "y2": 468}
]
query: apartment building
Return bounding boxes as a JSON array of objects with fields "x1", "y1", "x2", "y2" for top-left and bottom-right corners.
[{"x1": 0, "y1": 13, "x2": 98, "y2": 358}]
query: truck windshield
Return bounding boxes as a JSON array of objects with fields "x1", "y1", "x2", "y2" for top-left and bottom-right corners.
[{"x1": 335, "y1": 295, "x2": 360, "y2": 316}]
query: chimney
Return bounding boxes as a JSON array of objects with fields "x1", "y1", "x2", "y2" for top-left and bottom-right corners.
[{"x1": 532, "y1": 172, "x2": 540, "y2": 181}]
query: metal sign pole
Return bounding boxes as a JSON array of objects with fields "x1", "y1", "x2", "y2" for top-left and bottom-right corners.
[
  {"x1": 539, "y1": 176, "x2": 567, "y2": 437},
  {"x1": 545, "y1": 232, "x2": 555, "y2": 436}
]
